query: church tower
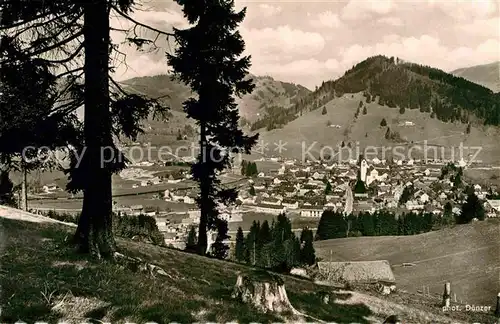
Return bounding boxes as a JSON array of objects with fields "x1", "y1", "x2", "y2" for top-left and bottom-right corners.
[{"x1": 360, "y1": 159, "x2": 368, "y2": 183}]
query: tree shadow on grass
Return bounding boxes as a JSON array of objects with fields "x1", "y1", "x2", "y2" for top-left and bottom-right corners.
[
  {"x1": 288, "y1": 290, "x2": 373, "y2": 323},
  {"x1": 1, "y1": 219, "x2": 372, "y2": 324}
]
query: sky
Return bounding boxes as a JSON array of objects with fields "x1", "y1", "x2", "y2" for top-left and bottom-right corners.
[{"x1": 111, "y1": 0, "x2": 500, "y2": 90}]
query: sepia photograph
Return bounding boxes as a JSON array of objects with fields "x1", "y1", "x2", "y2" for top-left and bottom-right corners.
[{"x1": 0, "y1": 0, "x2": 499, "y2": 323}]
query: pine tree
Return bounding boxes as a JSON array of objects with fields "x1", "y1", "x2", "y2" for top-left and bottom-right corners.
[
  {"x1": 249, "y1": 185, "x2": 255, "y2": 196},
  {"x1": 168, "y1": 0, "x2": 258, "y2": 255},
  {"x1": 321, "y1": 106, "x2": 327, "y2": 115},
  {"x1": 362, "y1": 106, "x2": 367, "y2": 115},
  {"x1": 245, "y1": 220, "x2": 260, "y2": 264},
  {"x1": 458, "y1": 192, "x2": 485, "y2": 223},
  {"x1": 316, "y1": 210, "x2": 347, "y2": 240},
  {"x1": 0, "y1": 171, "x2": 15, "y2": 206},
  {"x1": 211, "y1": 219, "x2": 230, "y2": 259},
  {"x1": 354, "y1": 179, "x2": 366, "y2": 194},
  {"x1": 466, "y1": 123, "x2": 471, "y2": 134},
  {"x1": 399, "y1": 106, "x2": 405, "y2": 114},
  {"x1": 380, "y1": 118, "x2": 387, "y2": 127},
  {"x1": 385, "y1": 127, "x2": 391, "y2": 139},
  {"x1": 256, "y1": 220, "x2": 272, "y2": 267},
  {"x1": 234, "y1": 227, "x2": 245, "y2": 262},
  {"x1": 299, "y1": 228, "x2": 316, "y2": 266},
  {"x1": 2, "y1": 0, "x2": 168, "y2": 257},
  {"x1": 324, "y1": 181, "x2": 332, "y2": 195},
  {"x1": 186, "y1": 226, "x2": 197, "y2": 252},
  {"x1": 241, "y1": 160, "x2": 248, "y2": 176}
]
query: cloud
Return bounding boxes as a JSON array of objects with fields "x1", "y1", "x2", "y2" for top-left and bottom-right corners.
[
  {"x1": 377, "y1": 16, "x2": 404, "y2": 26},
  {"x1": 258, "y1": 4, "x2": 282, "y2": 17},
  {"x1": 309, "y1": 11, "x2": 343, "y2": 28},
  {"x1": 341, "y1": 0, "x2": 395, "y2": 20},
  {"x1": 109, "y1": 9, "x2": 186, "y2": 81},
  {"x1": 241, "y1": 25, "x2": 326, "y2": 61},
  {"x1": 113, "y1": 54, "x2": 170, "y2": 81},
  {"x1": 457, "y1": 17, "x2": 500, "y2": 39},
  {"x1": 427, "y1": 0, "x2": 498, "y2": 21}
]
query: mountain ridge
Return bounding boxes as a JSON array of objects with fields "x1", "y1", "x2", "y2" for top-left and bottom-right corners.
[
  {"x1": 450, "y1": 61, "x2": 500, "y2": 92},
  {"x1": 119, "y1": 73, "x2": 311, "y2": 124},
  {"x1": 250, "y1": 55, "x2": 500, "y2": 131}
]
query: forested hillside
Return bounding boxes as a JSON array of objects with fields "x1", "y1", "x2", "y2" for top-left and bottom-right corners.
[{"x1": 252, "y1": 55, "x2": 500, "y2": 131}]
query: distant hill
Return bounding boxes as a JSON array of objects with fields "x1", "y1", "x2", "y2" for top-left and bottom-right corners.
[
  {"x1": 120, "y1": 74, "x2": 310, "y2": 123},
  {"x1": 451, "y1": 62, "x2": 500, "y2": 92},
  {"x1": 252, "y1": 55, "x2": 500, "y2": 131},
  {"x1": 314, "y1": 220, "x2": 500, "y2": 306},
  {"x1": 115, "y1": 74, "x2": 310, "y2": 145},
  {"x1": 249, "y1": 55, "x2": 500, "y2": 163}
]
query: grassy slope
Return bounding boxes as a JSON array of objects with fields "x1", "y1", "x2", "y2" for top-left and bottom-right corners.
[
  {"x1": 2, "y1": 213, "x2": 493, "y2": 324},
  {"x1": 256, "y1": 92, "x2": 500, "y2": 163},
  {"x1": 314, "y1": 219, "x2": 500, "y2": 307}
]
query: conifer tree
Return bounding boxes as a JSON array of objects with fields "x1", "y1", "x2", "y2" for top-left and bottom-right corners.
[
  {"x1": 299, "y1": 228, "x2": 316, "y2": 266},
  {"x1": 2, "y1": 0, "x2": 168, "y2": 257},
  {"x1": 186, "y1": 226, "x2": 197, "y2": 252},
  {"x1": 325, "y1": 181, "x2": 332, "y2": 195},
  {"x1": 211, "y1": 219, "x2": 230, "y2": 259},
  {"x1": 234, "y1": 226, "x2": 245, "y2": 262},
  {"x1": 458, "y1": 192, "x2": 485, "y2": 223},
  {"x1": 245, "y1": 220, "x2": 260, "y2": 264},
  {"x1": 168, "y1": 0, "x2": 258, "y2": 255}
]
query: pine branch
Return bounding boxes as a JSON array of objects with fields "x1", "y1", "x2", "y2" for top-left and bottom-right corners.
[
  {"x1": 28, "y1": 31, "x2": 84, "y2": 58},
  {"x1": 55, "y1": 67, "x2": 84, "y2": 79},
  {"x1": 110, "y1": 5, "x2": 175, "y2": 38},
  {"x1": 110, "y1": 78, "x2": 129, "y2": 97},
  {"x1": 42, "y1": 42, "x2": 84, "y2": 64}
]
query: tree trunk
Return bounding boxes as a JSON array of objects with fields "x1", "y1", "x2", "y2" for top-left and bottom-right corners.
[
  {"x1": 20, "y1": 165, "x2": 27, "y2": 211},
  {"x1": 196, "y1": 121, "x2": 208, "y2": 255},
  {"x1": 73, "y1": 0, "x2": 115, "y2": 258}
]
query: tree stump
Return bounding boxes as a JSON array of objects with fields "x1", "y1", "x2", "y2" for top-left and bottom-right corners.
[{"x1": 231, "y1": 270, "x2": 299, "y2": 314}]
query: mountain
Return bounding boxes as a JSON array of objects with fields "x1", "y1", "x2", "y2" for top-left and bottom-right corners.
[
  {"x1": 119, "y1": 74, "x2": 310, "y2": 123},
  {"x1": 251, "y1": 55, "x2": 500, "y2": 163},
  {"x1": 235, "y1": 75, "x2": 311, "y2": 123},
  {"x1": 451, "y1": 62, "x2": 500, "y2": 92},
  {"x1": 252, "y1": 55, "x2": 500, "y2": 131}
]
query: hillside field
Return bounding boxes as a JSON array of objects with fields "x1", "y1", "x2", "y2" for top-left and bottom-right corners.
[
  {"x1": 314, "y1": 219, "x2": 500, "y2": 307},
  {"x1": 1, "y1": 208, "x2": 498, "y2": 323},
  {"x1": 256, "y1": 92, "x2": 500, "y2": 164}
]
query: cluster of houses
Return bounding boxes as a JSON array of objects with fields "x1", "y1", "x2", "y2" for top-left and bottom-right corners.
[
  {"x1": 231, "y1": 156, "x2": 500, "y2": 219},
  {"x1": 131, "y1": 154, "x2": 500, "y2": 247},
  {"x1": 38, "y1": 152, "x2": 499, "y2": 248}
]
